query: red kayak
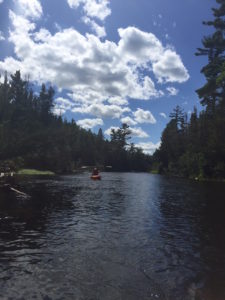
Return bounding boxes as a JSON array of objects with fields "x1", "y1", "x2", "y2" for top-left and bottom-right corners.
[{"x1": 91, "y1": 174, "x2": 101, "y2": 180}]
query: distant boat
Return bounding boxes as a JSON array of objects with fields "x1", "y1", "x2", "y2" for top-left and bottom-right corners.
[{"x1": 90, "y1": 174, "x2": 101, "y2": 180}]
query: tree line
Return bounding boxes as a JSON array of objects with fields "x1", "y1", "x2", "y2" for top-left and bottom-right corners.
[
  {"x1": 0, "y1": 71, "x2": 151, "y2": 173},
  {"x1": 153, "y1": 0, "x2": 225, "y2": 180}
]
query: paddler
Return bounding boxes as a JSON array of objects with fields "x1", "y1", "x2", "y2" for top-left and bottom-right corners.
[{"x1": 92, "y1": 167, "x2": 99, "y2": 176}]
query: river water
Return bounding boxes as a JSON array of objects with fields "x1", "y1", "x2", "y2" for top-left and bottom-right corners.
[{"x1": 0, "y1": 173, "x2": 225, "y2": 300}]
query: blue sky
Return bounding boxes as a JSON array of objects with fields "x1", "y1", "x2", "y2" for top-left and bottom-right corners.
[{"x1": 0, "y1": 0, "x2": 214, "y2": 153}]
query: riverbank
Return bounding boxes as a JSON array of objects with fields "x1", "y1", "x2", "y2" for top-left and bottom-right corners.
[
  {"x1": 17, "y1": 169, "x2": 55, "y2": 176},
  {"x1": 150, "y1": 169, "x2": 225, "y2": 183}
]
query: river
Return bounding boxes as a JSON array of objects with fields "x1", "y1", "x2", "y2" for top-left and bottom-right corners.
[{"x1": 0, "y1": 173, "x2": 225, "y2": 300}]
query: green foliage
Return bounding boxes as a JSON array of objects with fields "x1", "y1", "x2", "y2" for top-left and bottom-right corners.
[
  {"x1": 18, "y1": 169, "x2": 55, "y2": 176},
  {"x1": 0, "y1": 71, "x2": 151, "y2": 173},
  {"x1": 153, "y1": 0, "x2": 225, "y2": 180}
]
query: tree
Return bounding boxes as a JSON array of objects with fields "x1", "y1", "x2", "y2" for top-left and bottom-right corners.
[
  {"x1": 196, "y1": 0, "x2": 225, "y2": 111},
  {"x1": 38, "y1": 84, "x2": 54, "y2": 123},
  {"x1": 0, "y1": 71, "x2": 154, "y2": 173},
  {"x1": 110, "y1": 123, "x2": 131, "y2": 149}
]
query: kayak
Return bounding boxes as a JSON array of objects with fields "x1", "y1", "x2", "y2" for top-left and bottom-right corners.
[{"x1": 91, "y1": 174, "x2": 101, "y2": 180}]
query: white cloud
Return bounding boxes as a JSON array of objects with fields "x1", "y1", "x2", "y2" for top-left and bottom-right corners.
[
  {"x1": 53, "y1": 97, "x2": 75, "y2": 115},
  {"x1": 130, "y1": 127, "x2": 149, "y2": 138},
  {"x1": 77, "y1": 118, "x2": 103, "y2": 129},
  {"x1": 82, "y1": 16, "x2": 106, "y2": 38},
  {"x1": 133, "y1": 108, "x2": 156, "y2": 124},
  {"x1": 53, "y1": 107, "x2": 66, "y2": 116},
  {"x1": 107, "y1": 97, "x2": 128, "y2": 106},
  {"x1": 34, "y1": 28, "x2": 51, "y2": 42},
  {"x1": 118, "y1": 27, "x2": 189, "y2": 84},
  {"x1": 0, "y1": 31, "x2": 5, "y2": 41},
  {"x1": 72, "y1": 103, "x2": 130, "y2": 119},
  {"x1": 104, "y1": 126, "x2": 149, "y2": 138},
  {"x1": 0, "y1": 0, "x2": 4, "y2": 4},
  {"x1": 135, "y1": 141, "x2": 161, "y2": 155},
  {"x1": 16, "y1": 0, "x2": 43, "y2": 19},
  {"x1": 67, "y1": 0, "x2": 111, "y2": 21},
  {"x1": 118, "y1": 27, "x2": 164, "y2": 65},
  {"x1": 152, "y1": 49, "x2": 189, "y2": 83},
  {"x1": 167, "y1": 86, "x2": 179, "y2": 96},
  {"x1": 0, "y1": 8, "x2": 189, "y2": 120},
  {"x1": 159, "y1": 112, "x2": 167, "y2": 119},
  {"x1": 120, "y1": 116, "x2": 137, "y2": 126}
]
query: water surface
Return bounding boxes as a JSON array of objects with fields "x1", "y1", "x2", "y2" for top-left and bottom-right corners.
[{"x1": 0, "y1": 173, "x2": 225, "y2": 300}]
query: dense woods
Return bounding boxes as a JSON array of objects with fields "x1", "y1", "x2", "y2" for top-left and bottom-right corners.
[
  {"x1": 0, "y1": 71, "x2": 151, "y2": 173},
  {"x1": 1, "y1": 0, "x2": 225, "y2": 179},
  {"x1": 153, "y1": 0, "x2": 225, "y2": 180}
]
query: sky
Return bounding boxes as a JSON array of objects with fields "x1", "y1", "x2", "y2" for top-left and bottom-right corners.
[{"x1": 0, "y1": 0, "x2": 214, "y2": 154}]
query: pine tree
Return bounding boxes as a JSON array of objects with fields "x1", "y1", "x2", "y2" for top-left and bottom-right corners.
[{"x1": 196, "y1": 0, "x2": 225, "y2": 111}]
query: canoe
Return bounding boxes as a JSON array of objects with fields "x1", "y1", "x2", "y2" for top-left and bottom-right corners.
[{"x1": 91, "y1": 175, "x2": 101, "y2": 180}]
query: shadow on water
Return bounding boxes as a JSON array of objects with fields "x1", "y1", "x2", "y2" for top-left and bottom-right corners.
[
  {"x1": 0, "y1": 173, "x2": 225, "y2": 299},
  {"x1": 155, "y1": 176, "x2": 225, "y2": 300}
]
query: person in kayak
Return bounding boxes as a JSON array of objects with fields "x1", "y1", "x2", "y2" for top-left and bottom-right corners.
[{"x1": 92, "y1": 167, "x2": 99, "y2": 176}]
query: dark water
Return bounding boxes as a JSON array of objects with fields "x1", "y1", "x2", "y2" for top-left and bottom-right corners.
[{"x1": 0, "y1": 173, "x2": 225, "y2": 300}]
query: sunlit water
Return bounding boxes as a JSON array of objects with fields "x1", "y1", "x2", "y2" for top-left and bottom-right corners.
[{"x1": 0, "y1": 173, "x2": 225, "y2": 300}]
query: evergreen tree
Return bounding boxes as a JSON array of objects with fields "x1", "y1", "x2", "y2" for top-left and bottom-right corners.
[
  {"x1": 196, "y1": 0, "x2": 225, "y2": 110},
  {"x1": 0, "y1": 71, "x2": 151, "y2": 173}
]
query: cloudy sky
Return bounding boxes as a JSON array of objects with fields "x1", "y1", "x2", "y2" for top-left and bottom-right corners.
[{"x1": 0, "y1": 0, "x2": 213, "y2": 153}]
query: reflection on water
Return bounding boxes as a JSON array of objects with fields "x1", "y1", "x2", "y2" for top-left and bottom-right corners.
[{"x1": 0, "y1": 173, "x2": 225, "y2": 299}]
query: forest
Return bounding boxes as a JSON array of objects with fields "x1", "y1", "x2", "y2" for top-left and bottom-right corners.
[
  {"x1": 1, "y1": 0, "x2": 225, "y2": 179},
  {"x1": 0, "y1": 71, "x2": 151, "y2": 173},
  {"x1": 153, "y1": 0, "x2": 225, "y2": 180}
]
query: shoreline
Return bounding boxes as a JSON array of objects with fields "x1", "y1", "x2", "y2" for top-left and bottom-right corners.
[{"x1": 150, "y1": 170, "x2": 225, "y2": 183}]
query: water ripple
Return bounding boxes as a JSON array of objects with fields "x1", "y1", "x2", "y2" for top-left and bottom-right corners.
[{"x1": 0, "y1": 173, "x2": 225, "y2": 299}]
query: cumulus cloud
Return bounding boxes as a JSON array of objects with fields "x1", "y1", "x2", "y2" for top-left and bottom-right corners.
[
  {"x1": 152, "y1": 49, "x2": 189, "y2": 83},
  {"x1": 53, "y1": 97, "x2": 75, "y2": 115},
  {"x1": 159, "y1": 112, "x2": 167, "y2": 119},
  {"x1": 118, "y1": 27, "x2": 164, "y2": 65},
  {"x1": 34, "y1": 28, "x2": 52, "y2": 42},
  {"x1": 0, "y1": 31, "x2": 5, "y2": 41},
  {"x1": 72, "y1": 103, "x2": 130, "y2": 119},
  {"x1": 77, "y1": 118, "x2": 103, "y2": 129},
  {"x1": 133, "y1": 108, "x2": 156, "y2": 124},
  {"x1": 120, "y1": 116, "x2": 137, "y2": 126},
  {"x1": 107, "y1": 97, "x2": 128, "y2": 106},
  {"x1": 135, "y1": 141, "x2": 161, "y2": 155},
  {"x1": 67, "y1": 0, "x2": 111, "y2": 21},
  {"x1": 82, "y1": 16, "x2": 106, "y2": 38},
  {"x1": 3, "y1": 18, "x2": 162, "y2": 108},
  {"x1": 0, "y1": 5, "x2": 189, "y2": 120},
  {"x1": 16, "y1": 0, "x2": 43, "y2": 19},
  {"x1": 167, "y1": 86, "x2": 179, "y2": 96},
  {"x1": 130, "y1": 127, "x2": 149, "y2": 138},
  {"x1": 67, "y1": 0, "x2": 110, "y2": 38}
]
